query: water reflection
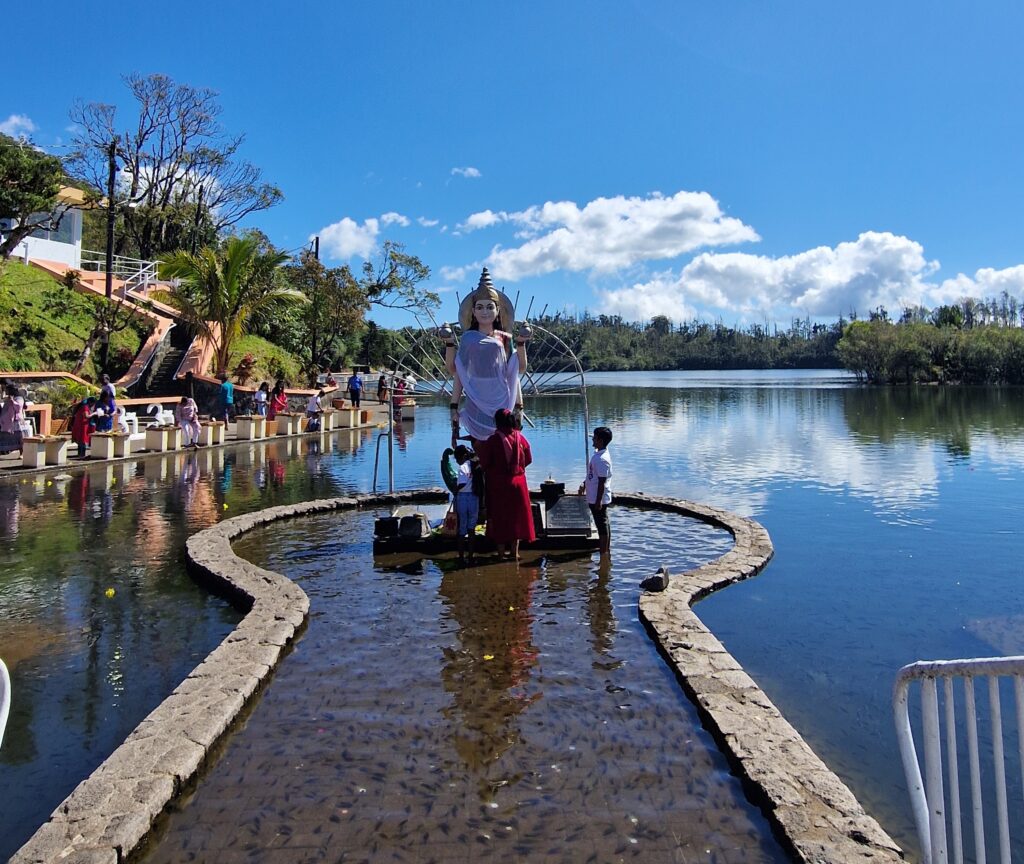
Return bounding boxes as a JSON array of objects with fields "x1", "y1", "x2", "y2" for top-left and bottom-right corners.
[
  {"x1": 439, "y1": 565, "x2": 541, "y2": 791},
  {"x1": 142, "y1": 509, "x2": 784, "y2": 863},
  {"x1": 6, "y1": 372, "x2": 1024, "y2": 861}
]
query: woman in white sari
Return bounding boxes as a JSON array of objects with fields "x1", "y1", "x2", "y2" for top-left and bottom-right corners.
[{"x1": 442, "y1": 269, "x2": 529, "y2": 443}]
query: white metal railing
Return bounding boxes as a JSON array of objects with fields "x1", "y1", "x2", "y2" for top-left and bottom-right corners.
[
  {"x1": 79, "y1": 250, "x2": 160, "y2": 298},
  {"x1": 0, "y1": 658, "x2": 10, "y2": 750},
  {"x1": 894, "y1": 655, "x2": 1024, "y2": 863}
]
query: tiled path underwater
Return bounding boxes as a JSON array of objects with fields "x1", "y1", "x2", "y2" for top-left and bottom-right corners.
[{"x1": 141, "y1": 508, "x2": 788, "y2": 863}]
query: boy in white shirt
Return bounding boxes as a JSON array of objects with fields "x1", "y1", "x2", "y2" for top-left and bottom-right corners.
[
  {"x1": 583, "y1": 426, "x2": 613, "y2": 556},
  {"x1": 453, "y1": 444, "x2": 481, "y2": 563},
  {"x1": 306, "y1": 390, "x2": 325, "y2": 431}
]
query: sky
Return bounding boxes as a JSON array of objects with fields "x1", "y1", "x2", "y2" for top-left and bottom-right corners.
[{"x1": 6, "y1": 1, "x2": 1024, "y2": 329}]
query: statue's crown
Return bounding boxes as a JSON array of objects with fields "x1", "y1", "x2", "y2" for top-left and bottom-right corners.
[{"x1": 472, "y1": 268, "x2": 500, "y2": 303}]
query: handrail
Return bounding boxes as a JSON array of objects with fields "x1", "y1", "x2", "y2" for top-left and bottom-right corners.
[
  {"x1": 0, "y1": 658, "x2": 10, "y2": 750},
  {"x1": 894, "y1": 655, "x2": 1024, "y2": 864}
]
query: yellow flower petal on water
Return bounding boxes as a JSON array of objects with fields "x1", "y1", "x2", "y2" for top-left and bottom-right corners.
[
  {"x1": 105, "y1": 588, "x2": 116, "y2": 598},
  {"x1": 508, "y1": 606, "x2": 515, "y2": 612},
  {"x1": 47, "y1": 481, "x2": 52, "y2": 486},
  {"x1": 223, "y1": 503, "x2": 229, "y2": 509},
  {"x1": 483, "y1": 654, "x2": 495, "y2": 661}
]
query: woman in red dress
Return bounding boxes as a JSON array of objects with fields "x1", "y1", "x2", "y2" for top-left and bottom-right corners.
[{"x1": 476, "y1": 408, "x2": 535, "y2": 560}]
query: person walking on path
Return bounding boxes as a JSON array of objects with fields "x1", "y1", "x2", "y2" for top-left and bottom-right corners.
[
  {"x1": 476, "y1": 408, "x2": 535, "y2": 561},
  {"x1": 347, "y1": 370, "x2": 363, "y2": 408},
  {"x1": 175, "y1": 396, "x2": 202, "y2": 448},
  {"x1": 582, "y1": 426, "x2": 614, "y2": 556},
  {"x1": 218, "y1": 374, "x2": 234, "y2": 424}
]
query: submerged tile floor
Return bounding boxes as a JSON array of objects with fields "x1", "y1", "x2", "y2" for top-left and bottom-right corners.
[{"x1": 141, "y1": 509, "x2": 788, "y2": 863}]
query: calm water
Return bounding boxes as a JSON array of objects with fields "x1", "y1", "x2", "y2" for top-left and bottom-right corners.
[
  {"x1": 143, "y1": 509, "x2": 786, "y2": 863},
  {"x1": 3, "y1": 370, "x2": 1023, "y2": 859}
]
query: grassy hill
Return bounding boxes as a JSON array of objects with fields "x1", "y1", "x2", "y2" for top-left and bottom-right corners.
[
  {"x1": 0, "y1": 261, "x2": 151, "y2": 381},
  {"x1": 228, "y1": 335, "x2": 305, "y2": 387}
]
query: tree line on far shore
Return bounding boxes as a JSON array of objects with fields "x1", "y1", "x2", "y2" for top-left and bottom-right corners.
[{"x1": 518, "y1": 298, "x2": 1024, "y2": 386}]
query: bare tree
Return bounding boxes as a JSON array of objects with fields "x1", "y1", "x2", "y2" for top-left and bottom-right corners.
[{"x1": 68, "y1": 73, "x2": 282, "y2": 260}]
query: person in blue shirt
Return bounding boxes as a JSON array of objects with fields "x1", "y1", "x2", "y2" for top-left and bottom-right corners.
[
  {"x1": 218, "y1": 373, "x2": 234, "y2": 424},
  {"x1": 347, "y1": 370, "x2": 363, "y2": 408}
]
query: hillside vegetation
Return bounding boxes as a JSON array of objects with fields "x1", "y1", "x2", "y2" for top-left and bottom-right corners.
[{"x1": 0, "y1": 262, "x2": 151, "y2": 381}]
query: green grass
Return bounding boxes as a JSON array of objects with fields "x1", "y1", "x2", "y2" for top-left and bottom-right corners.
[
  {"x1": 0, "y1": 261, "x2": 151, "y2": 381},
  {"x1": 228, "y1": 335, "x2": 304, "y2": 387}
]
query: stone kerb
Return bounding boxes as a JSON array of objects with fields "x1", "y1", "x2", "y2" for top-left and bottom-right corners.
[
  {"x1": 12, "y1": 490, "x2": 443, "y2": 864},
  {"x1": 622, "y1": 492, "x2": 903, "y2": 864}
]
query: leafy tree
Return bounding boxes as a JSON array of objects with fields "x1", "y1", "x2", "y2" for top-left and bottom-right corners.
[
  {"x1": 285, "y1": 252, "x2": 369, "y2": 383},
  {"x1": 0, "y1": 134, "x2": 68, "y2": 260},
  {"x1": 360, "y1": 240, "x2": 437, "y2": 312},
  {"x1": 160, "y1": 234, "x2": 304, "y2": 376},
  {"x1": 68, "y1": 72, "x2": 282, "y2": 260}
]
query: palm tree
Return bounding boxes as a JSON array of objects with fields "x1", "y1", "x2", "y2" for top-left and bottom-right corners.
[{"x1": 160, "y1": 234, "x2": 305, "y2": 376}]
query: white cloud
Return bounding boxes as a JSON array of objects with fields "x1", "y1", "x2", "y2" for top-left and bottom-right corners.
[
  {"x1": 598, "y1": 231, "x2": 942, "y2": 322},
  {"x1": 0, "y1": 114, "x2": 37, "y2": 137},
  {"x1": 451, "y1": 166, "x2": 482, "y2": 178},
  {"x1": 381, "y1": 211, "x2": 410, "y2": 227},
  {"x1": 484, "y1": 191, "x2": 759, "y2": 280},
  {"x1": 440, "y1": 264, "x2": 473, "y2": 283},
  {"x1": 318, "y1": 217, "x2": 380, "y2": 259},
  {"x1": 417, "y1": 216, "x2": 440, "y2": 228},
  {"x1": 936, "y1": 265, "x2": 1024, "y2": 302},
  {"x1": 456, "y1": 209, "x2": 508, "y2": 233}
]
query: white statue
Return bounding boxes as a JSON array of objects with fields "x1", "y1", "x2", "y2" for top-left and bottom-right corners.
[{"x1": 440, "y1": 269, "x2": 530, "y2": 442}]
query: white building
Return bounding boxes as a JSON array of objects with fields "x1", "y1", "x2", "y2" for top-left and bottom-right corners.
[{"x1": 0, "y1": 186, "x2": 85, "y2": 269}]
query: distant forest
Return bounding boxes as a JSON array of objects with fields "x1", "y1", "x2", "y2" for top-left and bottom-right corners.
[
  {"x1": 534, "y1": 313, "x2": 842, "y2": 371},
  {"x1": 524, "y1": 292, "x2": 1024, "y2": 384}
]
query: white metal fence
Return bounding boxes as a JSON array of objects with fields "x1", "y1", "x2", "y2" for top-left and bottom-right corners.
[
  {"x1": 894, "y1": 656, "x2": 1024, "y2": 863},
  {"x1": 0, "y1": 658, "x2": 10, "y2": 750}
]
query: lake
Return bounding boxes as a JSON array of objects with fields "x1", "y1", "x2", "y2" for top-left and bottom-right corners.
[{"x1": 3, "y1": 369, "x2": 1023, "y2": 859}]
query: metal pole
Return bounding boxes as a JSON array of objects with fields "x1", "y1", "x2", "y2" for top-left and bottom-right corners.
[
  {"x1": 387, "y1": 385, "x2": 394, "y2": 493},
  {"x1": 313, "y1": 235, "x2": 320, "y2": 261},
  {"x1": 105, "y1": 139, "x2": 116, "y2": 300}
]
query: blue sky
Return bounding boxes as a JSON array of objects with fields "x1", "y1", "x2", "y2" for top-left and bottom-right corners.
[{"x1": 6, "y1": 1, "x2": 1024, "y2": 328}]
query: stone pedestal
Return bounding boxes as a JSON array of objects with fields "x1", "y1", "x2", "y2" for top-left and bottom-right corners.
[
  {"x1": 21, "y1": 437, "x2": 47, "y2": 468},
  {"x1": 335, "y1": 408, "x2": 361, "y2": 428},
  {"x1": 235, "y1": 415, "x2": 266, "y2": 441},
  {"x1": 199, "y1": 421, "x2": 226, "y2": 446},
  {"x1": 21, "y1": 436, "x2": 70, "y2": 468},
  {"x1": 321, "y1": 409, "x2": 337, "y2": 431},
  {"x1": 145, "y1": 426, "x2": 181, "y2": 453},
  {"x1": 276, "y1": 413, "x2": 302, "y2": 436},
  {"x1": 45, "y1": 436, "x2": 70, "y2": 465}
]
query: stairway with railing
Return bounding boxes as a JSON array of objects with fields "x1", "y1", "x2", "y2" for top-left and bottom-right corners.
[
  {"x1": 79, "y1": 250, "x2": 159, "y2": 300},
  {"x1": 140, "y1": 324, "x2": 194, "y2": 396}
]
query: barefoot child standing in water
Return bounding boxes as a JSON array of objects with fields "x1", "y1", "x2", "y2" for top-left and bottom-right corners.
[
  {"x1": 582, "y1": 426, "x2": 613, "y2": 556},
  {"x1": 453, "y1": 444, "x2": 482, "y2": 563}
]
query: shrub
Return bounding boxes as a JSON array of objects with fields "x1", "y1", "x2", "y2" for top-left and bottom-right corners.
[{"x1": 233, "y1": 352, "x2": 257, "y2": 385}]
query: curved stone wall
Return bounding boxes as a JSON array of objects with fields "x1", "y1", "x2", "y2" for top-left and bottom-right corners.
[{"x1": 14, "y1": 490, "x2": 904, "y2": 864}]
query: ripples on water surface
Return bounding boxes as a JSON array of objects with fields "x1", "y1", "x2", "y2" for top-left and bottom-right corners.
[
  {"x1": 143, "y1": 509, "x2": 786, "y2": 863},
  {"x1": 4, "y1": 370, "x2": 1024, "y2": 859}
]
